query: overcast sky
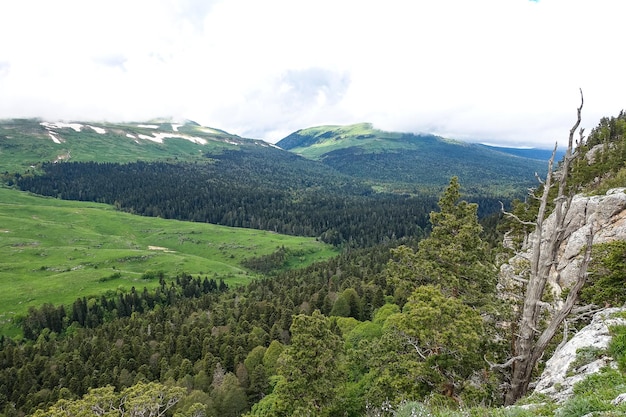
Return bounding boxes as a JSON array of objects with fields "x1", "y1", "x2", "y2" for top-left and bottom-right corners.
[{"x1": 0, "y1": 0, "x2": 623, "y2": 148}]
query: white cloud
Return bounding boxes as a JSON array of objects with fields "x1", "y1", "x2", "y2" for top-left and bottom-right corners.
[{"x1": 0, "y1": 0, "x2": 624, "y2": 148}]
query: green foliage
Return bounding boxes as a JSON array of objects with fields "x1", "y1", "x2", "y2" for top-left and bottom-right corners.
[
  {"x1": 555, "y1": 395, "x2": 608, "y2": 417},
  {"x1": 31, "y1": 382, "x2": 186, "y2": 417},
  {"x1": 388, "y1": 286, "x2": 484, "y2": 362},
  {"x1": 580, "y1": 240, "x2": 626, "y2": 306},
  {"x1": 252, "y1": 311, "x2": 345, "y2": 416},
  {"x1": 569, "y1": 110, "x2": 626, "y2": 193},
  {"x1": 344, "y1": 320, "x2": 383, "y2": 348},
  {"x1": 277, "y1": 123, "x2": 546, "y2": 196},
  {"x1": 211, "y1": 372, "x2": 248, "y2": 417},
  {"x1": 609, "y1": 325, "x2": 626, "y2": 372},
  {"x1": 360, "y1": 285, "x2": 486, "y2": 410},
  {"x1": 262, "y1": 340, "x2": 284, "y2": 376},
  {"x1": 567, "y1": 346, "x2": 606, "y2": 376},
  {"x1": 387, "y1": 177, "x2": 496, "y2": 307},
  {"x1": 0, "y1": 187, "x2": 335, "y2": 335},
  {"x1": 373, "y1": 303, "x2": 401, "y2": 324},
  {"x1": 331, "y1": 288, "x2": 363, "y2": 319},
  {"x1": 13, "y1": 159, "x2": 434, "y2": 247}
]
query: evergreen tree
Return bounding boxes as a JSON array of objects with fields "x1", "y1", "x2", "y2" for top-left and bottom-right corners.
[
  {"x1": 387, "y1": 176, "x2": 496, "y2": 307},
  {"x1": 248, "y1": 311, "x2": 344, "y2": 416}
]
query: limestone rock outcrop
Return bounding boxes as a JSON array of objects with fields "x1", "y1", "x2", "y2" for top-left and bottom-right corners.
[
  {"x1": 499, "y1": 188, "x2": 626, "y2": 302},
  {"x1": 498, "y1": 188, "x2": 626, "y2": 403},
  {"x1": 533, "y1": 307, "x2": 626, "y2": 403}
]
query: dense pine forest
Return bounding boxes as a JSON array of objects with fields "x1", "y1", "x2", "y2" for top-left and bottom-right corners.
[
  {"x1": 10, "y1": 145, "x2": 504, "y2": 247},
  {"x1": 2, "y1": 111, "x2": 626, "y2": 416}
]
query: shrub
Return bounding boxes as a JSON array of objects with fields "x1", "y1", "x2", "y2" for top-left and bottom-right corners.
[
  {"x1": 555, "y1": 395, "x2": 607, "y2": 417},
  {"x1": 567, "y1": 346, "x2": 606, "y2": 376}
]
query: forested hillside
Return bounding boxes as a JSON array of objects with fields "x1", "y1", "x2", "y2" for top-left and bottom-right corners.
[
  {"x1": 11, "y1": 157, "x2": 435, "y2": 247},
  {"x1": 10, "y1": 144, "x2": 504, "y2": 248},
  {"x1": 277, "y1": 123, "x2": 549, "y2": 194},
  {"x1": 2, "y1": 111, "x2": 626, "y2": 416}
]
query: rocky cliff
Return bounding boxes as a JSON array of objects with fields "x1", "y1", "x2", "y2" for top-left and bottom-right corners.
[
  {"x1": 499, "y1": 187, "x2": 626, "y2": 402},
  {"x1": 533, "y1": 307, "x2": 626, "y2": 402},
  {"x1": 500, "y1": 188, "x2": 626, "y2": 302}
]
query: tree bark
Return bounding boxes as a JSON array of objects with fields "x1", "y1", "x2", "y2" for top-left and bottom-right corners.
[{"x1": 504, "y1": 90, "x2": 592, "y2": 405}]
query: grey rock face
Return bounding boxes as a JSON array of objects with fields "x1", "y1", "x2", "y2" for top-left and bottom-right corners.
[
  {"x1": 533, "y1": 308, "x2": 626, "y2": 402},
  {"x1": 499, "y1": 188, "x2": 626, "y2": 303},
  {"x1": 498, "y1": 188, "x2": 626, "y2": 402}
]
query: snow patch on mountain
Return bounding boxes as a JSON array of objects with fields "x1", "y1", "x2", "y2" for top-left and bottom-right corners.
[
  {"x1": 137, "y1": 132, "x2": 207, "y2": 145},
  {"x1": 47, "y1": 132, "x2": 62, "y2": 144},
  {"x1": 40, "y1": 122, "x2": 83, "y2": 132},
  {"x1": 88, "y1": 125, "x2": 106, "y2": 134}
]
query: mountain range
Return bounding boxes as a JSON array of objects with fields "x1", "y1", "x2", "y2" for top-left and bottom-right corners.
[{"x1": 1, "y1": 118, "x2": 550, "y2": 196}]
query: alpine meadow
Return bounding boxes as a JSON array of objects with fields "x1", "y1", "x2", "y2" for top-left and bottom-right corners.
[{"x1": 2, "y1": 106, "x2": 626, "y2": 417}]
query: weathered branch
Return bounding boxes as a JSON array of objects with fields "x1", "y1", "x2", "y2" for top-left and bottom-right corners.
[
  {"x1": 401, "y1": 332, "x2": 428, "y2": 360},
  {"x1": 504, "y1": 90, "x2": 587, "y2": 406},
  {"x1": 500, "y1": 201, "x2": 536, "y2": 226},
  {"x1": 530, "y1": 228, "x2": 595, "y2": 365},
  {"x1": 485, "y1": 354, "x2": 525, "y2": 370},
  {"x1": 554, "y1": 319, "x2": 569, "y2": 353},
  {"x1": 510, "y1": 276, "x2": 530, "y2": 285}
]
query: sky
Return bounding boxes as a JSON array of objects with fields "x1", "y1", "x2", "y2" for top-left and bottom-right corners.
[{"x1": 0, "y1": 0, "x2": 624, "y2": 148}]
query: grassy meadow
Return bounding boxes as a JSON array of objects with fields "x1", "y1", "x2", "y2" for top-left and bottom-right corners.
[
  {"x1": 0, "y1": 187, "x2": 337, "y2": 335},
  {"x1": 284, "y1": 123, "x2": 442, "y2": 159},
  {"x1": 0, "y1": 119, "x2": 239, "y2": 173}
]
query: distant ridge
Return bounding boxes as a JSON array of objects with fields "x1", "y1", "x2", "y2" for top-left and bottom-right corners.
[
  {"x1": 1, "y1": 118, "x2": 549, "y2": 196},
  {"x1": 277, "y1": 123, "x2": 549, "y2": 194},
  {"x1": 0, "y1": 118, "x2": 263, "y2": 172},
  {"x1": 478, "y1": 144, "x2": 565, "y2": 162}
]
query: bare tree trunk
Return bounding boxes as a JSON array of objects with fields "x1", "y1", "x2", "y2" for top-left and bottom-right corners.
[{"x1": 504, "y1": 90, "x2": 593, "y2": 405}]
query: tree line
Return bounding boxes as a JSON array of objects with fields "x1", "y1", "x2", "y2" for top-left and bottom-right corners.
[{"x1": 10, "y1": 145, "x2": 505, "y2": 248}]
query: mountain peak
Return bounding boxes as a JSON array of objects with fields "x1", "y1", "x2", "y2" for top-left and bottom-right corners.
[{"x1": 276, "y1": 123, "x2": 548, "y2": 193}]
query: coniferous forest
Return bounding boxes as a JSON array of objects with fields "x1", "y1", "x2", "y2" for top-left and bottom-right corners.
[
  {"x1": 11, "y1": 145, "x2": 505, "y2": 247},
  {"x1": 2, "y1": 112, "x2": 626, "y2": 417}
]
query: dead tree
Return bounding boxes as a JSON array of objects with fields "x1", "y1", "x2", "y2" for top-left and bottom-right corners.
[{"x1": 501, "y1": 89, "x2": 595, "y2": 405}]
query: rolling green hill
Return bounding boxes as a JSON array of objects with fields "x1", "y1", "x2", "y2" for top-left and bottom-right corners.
[
  {"x1": 0, "y1": 118, "x2": 252, "y2": 172},
  {"x1": 277, "y1": 123, "x2": 549, "y2": 195},
  {"x1": 0, "y1": 187, "x2": 337, "y2": 335}
]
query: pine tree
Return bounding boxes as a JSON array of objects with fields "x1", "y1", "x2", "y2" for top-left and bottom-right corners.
[
  {"x1": 248, "y1": 311, "x2": 344, "y2": 416},
  {"x1": 387, "y1": 176, "x2": 496, "y2": 307}
]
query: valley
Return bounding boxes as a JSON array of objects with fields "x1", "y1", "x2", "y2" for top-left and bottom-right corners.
[
  {"x1": 1, "y1": 113, "x2": 626, "y2": 417},
  {"x1": 0, "y1": 187, "x2": 336, "y2": 335}
]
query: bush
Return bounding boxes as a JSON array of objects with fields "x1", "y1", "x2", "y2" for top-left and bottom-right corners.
[
  {"x1": 555, "y1": 395, "x2": 607, "y2": 417},
  {"x1": 567, "y1": 346, "x2": 606, "y2": 376}
]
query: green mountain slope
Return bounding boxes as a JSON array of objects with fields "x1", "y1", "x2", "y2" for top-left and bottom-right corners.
[
  {"x1": 277, "y1": 123, "x2": 549, "y2": 195},
  {"x1": 0, "y1": 118, "x2": 253, "y2": 172}
]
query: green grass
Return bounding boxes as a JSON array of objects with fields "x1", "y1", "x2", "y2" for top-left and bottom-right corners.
[
  {"x1": 285, "y1": 123, "x2": 420, "y2": 160},
  {"x1": 0, "y1": 119, "x2": 243, "y2": 173},
  {"x1": 280, "y1": 123, "x2": 470, "y2": 160},
  {"x1": 0, "y1": 187, "x2": 338, "y2": 335}
]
